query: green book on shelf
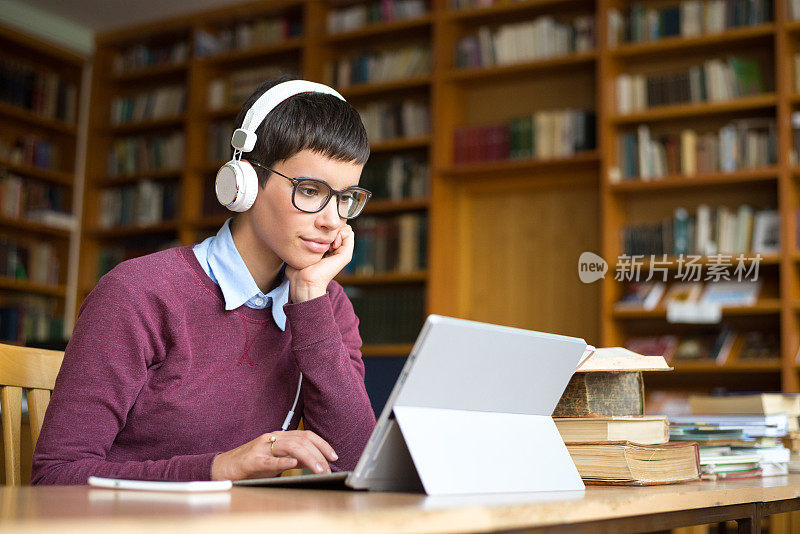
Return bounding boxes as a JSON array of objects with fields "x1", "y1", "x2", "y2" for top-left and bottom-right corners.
[{"x1": 727, "y1": 56, "x2": 763, "y2": 97}]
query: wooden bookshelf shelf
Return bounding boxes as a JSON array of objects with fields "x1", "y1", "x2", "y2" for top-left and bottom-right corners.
[
  {"x1": 441, "y1": 151, "x2": 600, "y2": 177},
  {"x1": 0, "y1": 277, "x2": 66, "y2": 298},
  {"x1": 632, "y1": 253, "x2": 781, "y2": 269},
  {"x1": 338, "y1": 75, "x2": 432, "y2": 99},
  {"x1": 112, "y1": 61, "x2": 189, "y2": 83},
  {"x1": 787, "y1": 94, "x2": 800, "y2": 105},
  {"x1": 609, "y1": 168, "x2": 779, "y2": 192},
  {"x1": 364, "y1": 198, "x2": 428, "y2": 215},
  {"x1": 610, "y1": 24, "x2": 775, "y2": 60},
  {"x1": 0, "y1": 23, "x2": 85, "y2": 345},
  {"x1": 612, "y1": 299, "x2": 783, "y2": 319},
  {"x1": 0, "y1": 217, "x2": 72, "y2": 238},
  {"x1": 0, "y1": 101, "x2": 77, "y2": 136},
  {"x1": 336, "y1": 270, "x2": 427, "y2": 286},
  {"x1": 444, "y1": 51, "x2": 597, "y2": 84},
  {"x1": 108, "y1": 115, "x2": 186, "y2": 134},
  {"x1": 94, "y1": 168, "x2": 184, "y2": 187},
  {"x1": 0, "y1": 160, "x2": 74, "y2": 186},
  {"x1": 444, "y1": 0, "x2": 592, "y2": 23},
  {"x1": 197, "y1": 37, "x2": 305, "y2": 66},
  {"x1": 324, "y1": 15, "x2": 433, "y2": 43},
  {"x1": 610, "y1": 93, "x2": 778, "y2": 125},
  {"x1": 370, "y1": 136, "x2": 430, "y2": 153},
  {"x1": 89, "y1": 221, "x2": 179, "y2": 238},
  {"x1": 784, "y1": 19, "x2": 800, "y2": 34},
  {"x1": 361, "y1": 343, "x2": 413, "y2": 357}
]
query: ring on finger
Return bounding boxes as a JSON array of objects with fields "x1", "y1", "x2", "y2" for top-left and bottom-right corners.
[{"x1": 268, "y1": 435, "x2": 277, "y2": 455}]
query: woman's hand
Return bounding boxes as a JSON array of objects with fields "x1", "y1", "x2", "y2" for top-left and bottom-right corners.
[
  {"x1": 285, "y1": 224, "x2": 354, "y2": 303},
  {"x1": 210, "y1": 430, "x2": 339, "y2": 481}
]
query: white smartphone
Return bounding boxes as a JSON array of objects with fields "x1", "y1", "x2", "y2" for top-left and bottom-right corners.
[{"x1": 88, "y1": 476, "x2": 232, "y2": 492}]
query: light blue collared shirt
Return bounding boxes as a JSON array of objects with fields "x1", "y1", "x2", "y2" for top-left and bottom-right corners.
[{"x1": 193, "y1": 218, "x2": 290, "y2": 330}]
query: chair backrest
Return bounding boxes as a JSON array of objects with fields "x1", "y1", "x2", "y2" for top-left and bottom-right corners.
[{"x1": 0, "y1": 344, "x2": 63, "y2": 485}]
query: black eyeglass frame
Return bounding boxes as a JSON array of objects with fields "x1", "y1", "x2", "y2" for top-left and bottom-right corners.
[{"x1": 246, "y1": 159, "x2": 372, "y2": 220}]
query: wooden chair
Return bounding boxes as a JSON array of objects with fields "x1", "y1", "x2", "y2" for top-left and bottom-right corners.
[{"x1": 0, "y1": 344, "x2": 63, "y2": 485}]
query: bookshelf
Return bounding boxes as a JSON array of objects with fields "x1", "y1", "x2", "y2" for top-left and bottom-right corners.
[
  {"x1": 0, "y1": 23, "x2": 86, "y2": 347},
  {"x1": 78, "y1": 0, "x2": 800, "y2": 397},
  {"x1": 599, "y1": 0, "x2": 798, "y2": 394}
]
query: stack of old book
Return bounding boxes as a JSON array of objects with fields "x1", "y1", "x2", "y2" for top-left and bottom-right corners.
[
  {"x1": 554, "y1": 347, "x2": 701, "y2": 485},
  {"x1": 668, "y1": 393, "x2": 796, "y2": 479}
]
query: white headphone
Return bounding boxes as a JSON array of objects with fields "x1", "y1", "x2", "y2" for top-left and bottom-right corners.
[{"x1": 215, "y1": 80, "x2": 347, "y2": 212}]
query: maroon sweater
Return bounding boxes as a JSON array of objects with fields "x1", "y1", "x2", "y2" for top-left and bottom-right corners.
[{"x1": 31, "y1": 246, "x2": 376, "y2": 485}]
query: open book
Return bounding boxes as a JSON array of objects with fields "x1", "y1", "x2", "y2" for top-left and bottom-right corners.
[{"x1": 575, "y1": 346, "x2": 672, "y2": 372}]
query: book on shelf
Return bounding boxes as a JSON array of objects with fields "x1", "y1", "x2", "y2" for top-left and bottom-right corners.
[
  {"x1": 327, "y1": 0, "x2": 426, "y2": 34},
  {"x1": 454, "y1": 15, "x2": 595, "y2": 69},
  {"x1": 96, "y1": 238, "x2": 180, "y2": 281},
  {"x1": 608, "y1": 0, "x2": 773, "y2": 48},
  {"x1": 359, "y1": 100, "x2": 430, "y2": 142},
  {"x1": 659, "y1": 328, "x2": 746, "y2": 363},
  {"x1": 347, "y1": 213, "x2": 426, "y2": 275},
  {"x1": 565, "y1": 441, "x2": 701, "y2": 485},
  {"x1": 194, "y1": 15, "x2": 302, "y2": 57},
  {"x1": 699, "y1": 279, "x2": 761, "y2": 306},
  {"x1": 107, "y1": 133, "x2": 184, "y2": 177},
  {"x1": 614, "y1": 281, "x2": 665, "y2": 310},
  {"x1": 0, "y1": 294, "x2": 63, "y2": 344},
  {"x1": 99, "y1": 180, "x2": 179, "y2": 229},
  {"x1": 343, "y1": 285, "x2": 424, "y2": 345},
  {"x1": 1, "y1": 173, "x2": 68, "y2": 222},
  {"x1": 615, "y1": 56, "x2": 766, "y2": 114},
  {"x1": 0, "y1": 57, "x2": 78, "y2": 123},
  {"x1": 621, "y1": 204, "x2": 778, "y2": 256},
  {"x1": 112, "y1": 40, "x2": 189, "y2": 73},
  {"x1": 109, "y1": 85, "x2": 186, "y2": 125},
  {"x1": 663, "y1": 282, "x2": 704, "y2": 305},
  {"x1": 453, "y1": 109, "x2": 596, "y2": 165},
  {"x1": 326, "y1": 45, "x2": 432, "y2": 88},
  {"x1": 207, "y1": 66, "x2": 290, "y2": 110},
  {"x1": 555, "y1": 415, "x2": 669, "y2": 445},
  {"x1": 0, "y1": 237, "x2": 59, "y2": 285},
  {"x1": 625, "y1": 335, "x2": 680, "y2": 362},
  {"x1": 614, "y1": 118, "x2": 776, "y2": 181},
  {"x1": 360, "y1": 154, "x2": 429, "y2": 201},
  {"x1": 737, "y1": 330, "x2": 779, "y2": 360},
  {"x1": 0, "y1": 135, "x2": 62, "y2": 170},
  {"x1": 207, "y1": 121, "x2": 235, "y2": 163}
]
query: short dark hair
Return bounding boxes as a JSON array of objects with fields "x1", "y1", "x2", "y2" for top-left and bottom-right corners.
[{"x1": 233, "y1": 74, "x2": 370, "y2": 188}]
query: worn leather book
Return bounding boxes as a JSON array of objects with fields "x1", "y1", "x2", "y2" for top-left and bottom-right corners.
[
  {"x1": 553, "y1": 347, "x2": 671, "y2": 417},
  {"x1": 553, "y1": 371, "x2": 645, "y2": 417},
  {"x1": 565, "y1": 441, "x2": 701, "y2": 485}
]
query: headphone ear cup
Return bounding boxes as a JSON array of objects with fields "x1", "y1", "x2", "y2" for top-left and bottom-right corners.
[{"x1": 215, "y1": 160, "x2": 259, "y2": 212}]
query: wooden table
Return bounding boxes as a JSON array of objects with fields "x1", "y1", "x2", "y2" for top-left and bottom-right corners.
[{"x1": 2, "y1": 475, "x2": 800, "y2": 533}]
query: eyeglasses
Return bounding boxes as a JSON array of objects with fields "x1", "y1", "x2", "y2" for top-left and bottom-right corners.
[{"x1": 247, "y1": 159, "x2": 372, "y2": 219}]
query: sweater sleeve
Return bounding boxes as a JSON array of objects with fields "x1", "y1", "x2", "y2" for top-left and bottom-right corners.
[
  {"x1": 31, "y1": 273, "x2": 218, "y2": 485},
  {"x1": 283, "y1": 282, "x2": 376, "y2": 472}
]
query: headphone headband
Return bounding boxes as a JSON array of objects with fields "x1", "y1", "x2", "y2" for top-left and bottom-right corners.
[{"x1": 232, "y1": 80, "x2": 346, "y2": 153}]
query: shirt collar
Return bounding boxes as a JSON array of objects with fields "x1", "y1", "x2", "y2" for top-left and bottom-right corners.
[{"x1": 207, "y1": 218, "x2": 290, "y2": 330}]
